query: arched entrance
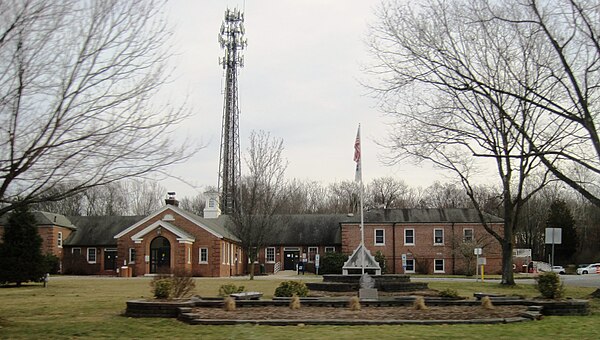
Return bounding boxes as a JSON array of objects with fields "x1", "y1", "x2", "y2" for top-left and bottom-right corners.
[{"x1": 150, "y1": 236, "x2": 171, "y2": 274}]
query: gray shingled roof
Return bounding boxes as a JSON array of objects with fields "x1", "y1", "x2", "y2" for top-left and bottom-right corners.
[
  {"x1": 171, "y1": 207, "x2": 240, "y2": 242},
  {"x1": 353, "y1": 208, "x2": 503, "y2": 224},
  {"x1": 65, "y1": 216, "x2": 145, "y2": 246},
  {"x1": 0, "y1": 211, "x2": 77, "y2": 230},
  {"x1": 265, "y1": 214, "x2": 345, "y2": 245}
]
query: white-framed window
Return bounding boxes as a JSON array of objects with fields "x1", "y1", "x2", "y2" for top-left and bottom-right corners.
[
  {"x1": 266, "y1": 247, "x2": 276, "y2": 263},
  {"x1": 404, "y1": 228, "x2": 415, "y2": 245},
  {"x1": 405, "y1": 259, "x2": 415, "y2": 273},
  {"x1": 128, "y1": 248, "x2": 136, "y2": 264},
  {"x1": 374, "y1": 229, "x2": 385, "y2": 245},
  {"x1": 72, "y1": 248, "x2": 81, "y2": 255},
  {"x1": 434, "y1": 229, "x2": 444, "y2": 245},
  {"x1": 308, "y1": 247, "x2": 318, "y2": 262},
  {"x1": 188, "y1": 247, "x2": 191, "y2": 264},
  {"x1": 325, "y1": 246, "x2": 335, "y2": 253},
  {"x1": 199, "y1": 248, "x2": 208, "y2": 264},
  {"x1": 222, "y1": 242, "x2": 226, "y2": 264},
  {"x1": 87, "y1": 248, "x2": 97, "y2": 264},
  {"x1": 463, "y1": 228, "x2": 474, "y2": 242},
  {"x1": 434, "y1": 259, "x2": 445, "y2": 273},
  {"x1": 57, "y1": 232, "x2": 63, "y2": 248}
]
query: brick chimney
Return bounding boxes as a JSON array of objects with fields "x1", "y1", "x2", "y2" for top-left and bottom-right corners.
[{"x1": 165, "y1": 192, "x2": 179, "y2": 207}]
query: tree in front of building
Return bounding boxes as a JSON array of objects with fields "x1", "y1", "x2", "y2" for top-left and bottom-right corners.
[
  {"x1": 0, "y1": 205, "x2": 47, "y2": 286},
  {"x1": 545, "y1": 200, "x2": 578, "y2": 264}
]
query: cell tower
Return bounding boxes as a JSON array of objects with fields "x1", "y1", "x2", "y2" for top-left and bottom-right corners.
[{"x1": 218, "y1": 8, "x2": 246, "y2": 215}]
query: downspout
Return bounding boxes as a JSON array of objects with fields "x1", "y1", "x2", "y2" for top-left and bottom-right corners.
[
  {"x1": 451, "y1": 222, "x2": 455, "y2": 275},
  {"x1": 392, "y1": 222, "x2": 397, "y2": 274}
]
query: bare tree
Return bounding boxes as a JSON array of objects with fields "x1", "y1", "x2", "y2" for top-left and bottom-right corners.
[
  {"x1": 326, "y1": 181, "x2": 360, "y2": 214},
  {"x1": 368, "y1": 0, "x2": 555, "y2": 284},
  {"x1": 0, "y1": 0, "x2": 197, "y2": 216},
  {"x1": 366, "y1": 176, "x2": 413, "y2": 209},
  {"x1": 179, "y1": 192, "x2": 207, "y2": 216},
  {"x1": 229, "y1": 130, "x2": 288, "y2": 279}
]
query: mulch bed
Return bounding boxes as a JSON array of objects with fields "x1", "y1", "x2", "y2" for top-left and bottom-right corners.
[{"x1": 190, "y1": 305, "x2": 527, "y2": 321}]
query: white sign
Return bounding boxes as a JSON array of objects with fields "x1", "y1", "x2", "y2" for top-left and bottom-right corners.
[
  {"x1": 315, "y1": 254, "x2": 320, "y2": 268},
  {"x1": 545, "y1": 228, "x2": 562, "y2": 244},
  {"x1": 474, "y1": 248, "x2": 483, "y2": 255},
  {"x1": 477, "y1": 257, "x2": 486, "y2": 265},
  {"x1": 401, "y1": 254, "x2": 407, "y2": 267}
]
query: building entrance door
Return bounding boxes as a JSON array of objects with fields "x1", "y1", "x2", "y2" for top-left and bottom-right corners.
[
  {"x1": 283, "y1": 250, "x2": 299, "y2": 270},
  {"x1": 150, "y1": 236, "x2": 171, "y2": 274}
]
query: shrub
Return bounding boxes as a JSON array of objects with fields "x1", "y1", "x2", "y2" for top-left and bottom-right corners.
[
  {"x1": 481, "y1": 296, "x2": 494, "y2": 310},
  {"x1": 43, "y1": 254, "x2": 61, "y2": 275},
  {"x1": 289, "y1": 295, "x2": 301, "y2": 310},
  {"x1": 152, "y1": 278, "x2": 172, "y2": 299},
  {"x1": 374, "y1": 251, "x2": 387, "y2": 274},
  {"x1": 223, "y1": 297, "x2": 236, "y2": 311},
  {"x1": 413, "y1": 296, "x2": 427, "y2": 310},
  {"x1": 218, "y1": 284, "x2": 245, "y2": 297},
  {"x1": 274, "y1": 281, "x2": 309, "y2": 297},
  {"x1": 170, "y1": 269, "x2": 196, "y2": 298},
  {"x1": 348, "y1": 296, "x2": 361, "y2": 311},
  {"x1": 319, "y1": 252, "x2": 348, "y2": 275},
  {"x1": 438, "y1": 288, "x2": 459, "y2": 298},
  {"x1": 535, "y1": 272, "x2": 564, "y2": 299}
]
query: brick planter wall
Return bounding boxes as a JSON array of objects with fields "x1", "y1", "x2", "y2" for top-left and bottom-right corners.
[{"x1": 125, "y1": 299, "x2": 195, "y2": 318}]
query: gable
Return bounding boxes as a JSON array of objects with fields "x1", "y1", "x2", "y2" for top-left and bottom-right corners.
[{"x1": 130, "y1": 220, "x2": 194, "y2": 244}]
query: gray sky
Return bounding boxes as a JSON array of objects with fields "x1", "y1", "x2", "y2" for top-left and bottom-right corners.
[{"x1": 160, "y1": 0, "x2": 444, "y2": 198}]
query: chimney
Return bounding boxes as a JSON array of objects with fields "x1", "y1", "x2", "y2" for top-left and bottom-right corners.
[{"x1": 165, "y1": 191, "x2": 179, "y2": 207}]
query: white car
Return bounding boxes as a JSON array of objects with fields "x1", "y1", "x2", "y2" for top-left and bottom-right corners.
[
  {"x1": 551, "y1": 266, "x2": 566, "y2": 275},
  {"x1": 576, "y1": 263, "x2": 600, "y2": 275}
]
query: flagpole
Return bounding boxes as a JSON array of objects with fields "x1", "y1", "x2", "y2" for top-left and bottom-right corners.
[{"x1": 354, "y1": 124, "x2": 365, "y2": 275}]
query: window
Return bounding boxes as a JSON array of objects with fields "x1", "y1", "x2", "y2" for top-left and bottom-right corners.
[
  {"x1": 463, "y1": 228, "x2": 474, "y2": 242},
  {"x1": 325, "y1": 246, "x2": 335, "y2": 253},
  {"x1": 434, "y1": 259, "x2": 445, "y2": 273},
  {"x1": 128, "y1": 248, "x2": 136, "y2": 264},
  {"x1": 199, "y1": 248, "x2": 208, "y2": 263},
  {"x1": 434, "y1": 229, "x2": 444, "y2": 245},
  {"x1": 57, "y1": 232, "x2": 63, "y2": 248},
  {"x1": 87, "y1": 248, "x2": 97, "y2": 263},
  {"x1": 404, "y1": 229, "x2": 415, "y2": 245},
  {"x1": 308, "y1": 247, "x2": 318, "y2": 262},
  {"x1": 374, "y1": 229, "x2": 385, "y2": 245},
  {"x1": 266, "y1": 247, "x2": 275, "y2": 263},
  {"x1": 405, "y1": 259, "x2": 415, "y2": 273},
  {"x1": 72, "y1": 248, "x2": 81, "y2": 255},
  {"x1": 188, "y1": 248, "x2": 191, "y2": 264}
]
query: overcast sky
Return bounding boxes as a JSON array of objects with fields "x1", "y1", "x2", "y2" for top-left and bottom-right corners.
[{"x1": 159, "y1": 0, "x2": 445, "y2": 199}]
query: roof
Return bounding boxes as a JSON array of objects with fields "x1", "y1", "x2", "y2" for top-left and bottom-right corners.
[
  {"x1": 265, "y1": 214, "x2": 345, "y2": 246},
  {"x1": 0, "y1": 211, "x2": 77, "y2": 230},
  {"x1": 347, "y1": 208, "x2": 503, "y2": 224},
  {"x1": 112, "y1": 205, "x2": 241, "y2": 242},
  {"x1": 65, "y1": 215, "x2": 145, "y2": 246}
]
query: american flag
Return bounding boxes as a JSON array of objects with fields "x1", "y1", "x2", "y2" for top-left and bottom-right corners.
[{"x1": 354, "y1": 125, "x2": 361, "y2": 182}]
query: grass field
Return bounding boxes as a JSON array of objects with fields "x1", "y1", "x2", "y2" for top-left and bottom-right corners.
[{"x1": 0, "y1": 275, "x2": 599, "y2": 339}]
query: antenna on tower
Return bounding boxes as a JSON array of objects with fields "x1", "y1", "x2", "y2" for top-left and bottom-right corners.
[{"x1": 218, "y1": 7, "x2": 246, "y2": 215}]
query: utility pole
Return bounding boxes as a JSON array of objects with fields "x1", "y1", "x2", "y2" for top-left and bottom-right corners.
[{"x1": 218, "y1": 8, "x2": 246, "y2": 215}]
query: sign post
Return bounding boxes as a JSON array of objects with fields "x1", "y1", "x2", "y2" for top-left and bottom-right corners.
[
  {"x1": 315, "y1": 254, "x2": 320, "y2": 275},
  {"x1": 545, "y1": 228, "x2": 562, "y2": 267},
  {"x1": 474, "y1": 248, "x2": 483, "y2": 282}
]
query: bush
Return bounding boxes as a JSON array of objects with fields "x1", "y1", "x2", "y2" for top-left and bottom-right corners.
[
  {"x1": 319, "y1": 252, "x2": 348, "y2": 275},
  {"x1": 152, "y1": 278, "x2": 172, "y2": 299},
  {"x1": 274, "y1": 281, "x2": 309, "y2": 297},
  {"x1": 43, "y1": 254, "x2": 61, "y2": 274},
  {"x1": 374, "y1": 251, "x2": 387, "y2": 274},
  {"x1": 535, "y1": 272, "x2": 564, "y2": 299},
  {"x1": 218, "y1": 284, "x2": 245, "y2": 297},
  {"x1": 438, "y1": 288, "x2": 459, "y2": 298},
  {"x1": 170, "y1": 269, "x2": 196, "y2": 298}
]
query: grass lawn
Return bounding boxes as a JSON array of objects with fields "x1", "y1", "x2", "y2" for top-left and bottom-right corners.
[{"x1": 0, "y1": 275, "x2": 599, "y2": 339}]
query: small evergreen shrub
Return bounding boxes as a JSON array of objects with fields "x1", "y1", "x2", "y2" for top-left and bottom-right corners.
[
  {"x1": 319, "y1": 252, "x2": 348, "y2": 275},
  {"x1": 535, "y1": 272, "x2": 564, "y2": 299},
  {"x1": 274, "y1": 281, "x2": 309, "y2": 297},
  {"x1": 438, "y1": 288, "x2": 459, "y2": 298},
  {"x1": 374, "y1": 251, "x2": 387, "y2": 274},
  {"x1": 218, "y1": 284, "x2": 245, "y2": 297},
  {"x1": 152, "y1": 278, "x2": 172, "y2": 299}
]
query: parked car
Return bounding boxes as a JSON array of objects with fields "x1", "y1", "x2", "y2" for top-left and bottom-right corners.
[
  {"x1": 551, "y1": 266, "x2": 566, "y2": 275},
  {"x1": 576, "y1": 263, "x2": 600, "y2": 275}
]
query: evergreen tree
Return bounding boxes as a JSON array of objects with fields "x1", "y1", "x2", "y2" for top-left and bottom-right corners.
[
  {"x1": 545, "y1": 200, "x2": 578, "y2": 264},
  {"x1": 0, "y1": 205, "x2": 46, "y2": 286}
]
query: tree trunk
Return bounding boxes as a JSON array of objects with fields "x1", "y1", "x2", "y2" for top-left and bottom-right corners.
[
  {"x1": 500, "y1": 238, "x2": 515, "y2": 285},
  {"x1": 249, "y1": 261, "x2": 255, "y2": 280}
]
